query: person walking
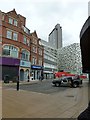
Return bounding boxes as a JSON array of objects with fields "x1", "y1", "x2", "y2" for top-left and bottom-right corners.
[{"x1": 27, "y1": 74, "x2": 30, "y2": 82}]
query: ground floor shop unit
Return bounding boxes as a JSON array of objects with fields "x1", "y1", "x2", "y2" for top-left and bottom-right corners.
[
  {"x1": 19, "y1": 60, "x2": 31, "y2": 81},
  {"x1": 43, "y1": 68, "x2": 57, "y2": 79},
  {"x1": 1, "y1": 57, "x2": 20, "y2": 82},
  {"x1": 43, "y1": 71, "x2": 54, "y2": 79},
  {"x1": 31, "y1": 65, "x2": 43, "y2": 80}
]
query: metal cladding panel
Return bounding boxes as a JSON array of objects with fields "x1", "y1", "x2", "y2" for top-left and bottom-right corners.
[{"x1": 80, "y1": 26, "x2": 90, "y2": 73}]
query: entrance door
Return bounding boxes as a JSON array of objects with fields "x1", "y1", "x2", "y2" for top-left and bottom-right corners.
[
  {"x1": 20, "y1": 69, "x2": 24, "y2": 81},
  {"x1": 24, "y1": 69, "x2": 29, "y2": 80}
]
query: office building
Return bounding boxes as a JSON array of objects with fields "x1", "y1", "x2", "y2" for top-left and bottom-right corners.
[
  {"x1": 41, "y1": 39, "x2": 58, "y2": 79},
  {"x1": 48, "y1": 24, "x2": 62, "y2": 49}
]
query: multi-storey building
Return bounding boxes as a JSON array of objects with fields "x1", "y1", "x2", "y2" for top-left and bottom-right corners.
[
  {"x1": 57, "y1": 43, "x2": 82, "y2": 74},
  {"x1": 48, "y1": 24, "x2": 62, "y2": 49},
  {"x1": 30, "y1": 31, "x2": 44, "y2": 80},
  {"x1": 88, "y1": 1, "x2": 90, "y2": 17},
  {"x1": 41, "y1": 39, "x2": 58, "y2": 79},
  {"x1": 0, "y1": 9, "x2": 44, "y2": 81}
]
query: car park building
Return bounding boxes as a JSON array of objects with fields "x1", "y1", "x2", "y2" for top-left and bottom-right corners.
[{"x1": 57, "y1": 43, "x2": 82, "y2": 74}]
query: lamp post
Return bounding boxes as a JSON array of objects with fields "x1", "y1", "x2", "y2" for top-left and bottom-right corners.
[{"x1": 17, "y1": 74, "x2": 19, "y2": 91}]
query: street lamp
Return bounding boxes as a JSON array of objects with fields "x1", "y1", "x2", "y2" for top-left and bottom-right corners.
[{"x1": 17, "y1": 74, "x2": 19, "y2": 91}]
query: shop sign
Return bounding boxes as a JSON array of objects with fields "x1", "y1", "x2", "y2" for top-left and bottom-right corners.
[{"x1": 20, "y1": 60, "x2": 31, "y2": 67}]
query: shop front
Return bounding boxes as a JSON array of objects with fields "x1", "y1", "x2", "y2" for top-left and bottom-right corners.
[
  {"x1": 20, "y1": 60, "x2": 31, "y2": 81},
  {"x1": 31, "y1": 65, "x2": 43, "y2": 80},
  {"x1": 1, "y1": 57, "x2": 20, "y2": 81},
  {"x1": 43, "y1": 71, "x2": 54, "y2": 79}
]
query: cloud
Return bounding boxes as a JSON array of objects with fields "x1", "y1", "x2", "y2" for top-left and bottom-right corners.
[{"x1": 0, "y1": 0, "x2": 89, "y2": 46}]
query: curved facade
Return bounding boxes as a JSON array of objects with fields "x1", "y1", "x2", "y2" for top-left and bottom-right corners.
[{"x1": 80, "y1": 16, "x2": 90, "y2": 73}]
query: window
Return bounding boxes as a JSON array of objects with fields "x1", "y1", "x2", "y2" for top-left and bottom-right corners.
[
  {"x1": 2, "y1": 45, "x2": 18, "y2": 58},
  {"x1": 21, "y1": 49, "x2": 30, "y2": 61},
  {"x1": 35, "y1": 58, "x2": 37, "y2": 64},
  {"x1": 0, "y1": 36, "x2": 2, "y2": 42},
  {"x1": 2, "y1": 15, "x2": 4, "y2": 20},
  {"x1": 23, "y1": 36, "x2": 27, "y2": 44},
  {"x1": 7, "y1": 30, "x2": 12, "y2": 39},
  {"x1": 32, "y1": 38, "x2": 37, "y2": 44},
  {"x1": 14, "y1": 19, "x2": 18, "y2": 26},
  {"x1": 13, "y1": 33, "x2": 18, "y2": 41},
  {"x1": 9, "y1": 18, "x2": 13, "y2": 24},
  {"x1": 32, "y1": 46, "x2": 37, "y2": 53},
  {"x1": 24, "y1": 27, "x2": 28, "y2": 34},
  {"x1": 2, "y1": 49, "x2": 10, "y2": 56},
  {"x1": 39, "y1": 59, "x2": 42, "y2": 66},
  {"x1": 39, "y1": 49, "x2": 42, "y2": 55},
  {"x1": 22, "y1": 26, "x2": 30, "y2": 34},
  {"x1": 7, "y1": 30, "x2": 18, "y2": 41},
  {"x1": 9, "y1": 17, "x2": 18, "y2": 26},
  {"x1": 27, "y1": 39, "x2": 30, "y2": 46},
  {"x1": 32, "y1": 57, "x2": 35, "y2": 64},
  {"x1": 32, "y1": 57, "x2": 37, "y2": 65}
]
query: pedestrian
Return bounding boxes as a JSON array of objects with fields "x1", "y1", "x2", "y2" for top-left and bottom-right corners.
[
  {"x1": 27, "y1": 74, "x2": 30, "y2": 82},
  {"x1": 39, "y1": 75, "x2": 41, "y2": 80}
]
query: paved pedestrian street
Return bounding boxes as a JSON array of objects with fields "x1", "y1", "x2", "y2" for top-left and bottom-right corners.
[{"x1": 1, "y1": 80, "x2": 89, "y2": 118}]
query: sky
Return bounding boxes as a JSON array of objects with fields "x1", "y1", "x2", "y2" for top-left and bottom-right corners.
[{"x1": 0, "y1": 0, "x2": 89, "y2": 46}]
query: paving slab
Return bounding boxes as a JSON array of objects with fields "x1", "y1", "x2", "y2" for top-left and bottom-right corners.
[{"x1": 1, "y1": 80, "x2": 89, "y2": 118}]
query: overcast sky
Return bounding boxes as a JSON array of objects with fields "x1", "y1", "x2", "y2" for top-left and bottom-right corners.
[{"x1": 0, "y1": 0, "x2": 89, "y2": 46}]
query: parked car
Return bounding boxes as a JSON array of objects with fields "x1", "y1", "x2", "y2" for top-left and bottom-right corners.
[{"x1": 52, "y1": 76, "x2": 82, "y2": 88}]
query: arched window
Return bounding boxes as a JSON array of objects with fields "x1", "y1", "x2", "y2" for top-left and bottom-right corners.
[
  {"x1": 2, "y1": 45, "x2": 18, "y2": 58},
  {"x1": 21, "y1": 49, "x2": 30, "y2": 61}
]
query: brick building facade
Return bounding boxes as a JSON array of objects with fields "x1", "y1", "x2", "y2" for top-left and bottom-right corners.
[{"x1": 0, "y1": 9, "x2": 44, "y2": 81}]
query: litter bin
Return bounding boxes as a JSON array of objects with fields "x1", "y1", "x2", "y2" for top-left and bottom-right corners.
[{"x1": 4, "y1": 75, "x2": 9, "y2": 83}]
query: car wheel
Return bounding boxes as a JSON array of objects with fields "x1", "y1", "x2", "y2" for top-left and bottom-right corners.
[
  {"x1": 55, "y1": 83, "x2": 60, "y2": 87},
  {"x1": 73, "y1": 82, "x2": 78, "y2": 88}
]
